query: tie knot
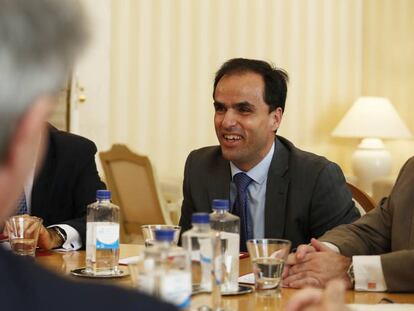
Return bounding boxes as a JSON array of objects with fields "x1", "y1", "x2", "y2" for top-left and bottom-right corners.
[{"x1": 233, "y1": 172, "x2": 253, "y2": 192}]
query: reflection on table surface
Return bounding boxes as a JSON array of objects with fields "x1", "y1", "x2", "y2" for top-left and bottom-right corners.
[{"x1": 35, "y1": 244, "x2": 414, "y2": 310}]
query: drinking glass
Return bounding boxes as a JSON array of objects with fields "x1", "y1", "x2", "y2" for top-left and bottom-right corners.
[
  {"x1": 141, "y1": 224, "x2": 181, "y2": 247},
  {"x1": 6, "y1": 215, "x2": 43, "y2": 257},
  {"x1": 246, "y1": 239, "x2": 291, "y2": 295}
]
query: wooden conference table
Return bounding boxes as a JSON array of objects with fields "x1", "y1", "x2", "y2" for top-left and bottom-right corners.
[{"x1": 35, "y1": 244, "x2": 414, "y2": 310}]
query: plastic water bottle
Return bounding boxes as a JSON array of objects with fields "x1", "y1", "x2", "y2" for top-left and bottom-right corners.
[
  {"x1": 210, "y1": 199, "x2": 240, "y2": 293},
  {"x1": 85, "y1": 190, "x2": 120, "y2": 275},
  {"x1": 182, "y1": 213, "x2": 215, "y2": 292},
  {"x1": 181, "y1": 213, "x2": 223, "y2": 310},
  {"x1": 138, "y1": 229, "x2": 192, "y2": 310}
]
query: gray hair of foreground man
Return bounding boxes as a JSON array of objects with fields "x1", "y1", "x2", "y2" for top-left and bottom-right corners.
[{"x1": 0, "y1": 0, "x2": 88, "y2": 159}]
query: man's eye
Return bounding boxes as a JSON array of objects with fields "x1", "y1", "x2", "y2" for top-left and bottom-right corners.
[
  {"x1": 238, "y1": 106, "x2": 252, "y2": 113},
  {"x1": 214, "y1": 104, "x2": 226, "y2": 112}
]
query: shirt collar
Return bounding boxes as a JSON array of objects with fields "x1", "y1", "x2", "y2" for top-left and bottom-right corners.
[{"x1": 230, "y1": 141, "x2": 275, "y2": 185}]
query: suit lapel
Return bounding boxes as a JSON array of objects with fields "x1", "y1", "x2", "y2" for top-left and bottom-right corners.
[
  {"x1": 31, "y1": 128, "x2": 56, "y2": 218},
  {"x1": 207, "y1": 151, "x2": 232, "y2": 208},
  {"x1": 265, "y1": 138, "x2": 290, "y2": 238}
]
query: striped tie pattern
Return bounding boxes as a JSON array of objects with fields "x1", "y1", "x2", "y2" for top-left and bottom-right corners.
[
  {"x1": 16, "y1": 193, "x2": 28, "y2": 215},
  {"x1": 233, "y1": 172, "x2": 253, "y2": 252}
]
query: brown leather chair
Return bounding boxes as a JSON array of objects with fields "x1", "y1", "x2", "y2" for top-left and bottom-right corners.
[{"x1": 99, "y1": 144, "x2": 177, "y2": 243}]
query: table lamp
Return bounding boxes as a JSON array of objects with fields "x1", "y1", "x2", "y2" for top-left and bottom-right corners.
[{"x1": 332, "y1": 96, "x2": 412, "y2": 194}]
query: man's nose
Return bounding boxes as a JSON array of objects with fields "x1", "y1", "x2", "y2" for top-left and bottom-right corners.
[{"x1": 221, "y1": 110, "x2": 237, "y2": 128}]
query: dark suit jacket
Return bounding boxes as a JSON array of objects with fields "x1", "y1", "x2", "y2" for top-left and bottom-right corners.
[
  {"x1": 0, "y1": 247, "x2": 177, "y2": 311},
  {"x1": 179, "y1": 136, "x2": 359, "y2": 249},
  {"x1": 31, "y1": 125, "x2": 105, "y2": 246},
  {"x1": 320, "y1": 156, "x2": 414, "y2": 292}
]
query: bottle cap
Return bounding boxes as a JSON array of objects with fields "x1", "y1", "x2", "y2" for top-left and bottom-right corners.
[
  {"x1": 96, "y1": 190, "x2": 111, "y2": 200},
  {"x1": 191, "y1": 213, "x2": 210, "y2": 224},
  {"x1": 212, "y1": 199, "x2": 229, "y2": 210},
  {"x1": 154, "y1": 229, "x2": 175, "y2": 242}
]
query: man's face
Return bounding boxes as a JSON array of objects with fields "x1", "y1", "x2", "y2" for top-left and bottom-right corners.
[{"x1": 213, "y1": 72, "x2": 282, "y2": 171}]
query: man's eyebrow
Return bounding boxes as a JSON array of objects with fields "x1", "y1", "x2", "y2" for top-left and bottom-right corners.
[
  {"x1": 234, "y1": 101, "x2": 255, "y2": 109},
  {"x1": 213, "y1": 101, "x2": 255, "y2": 110},
  {"x1": 234, "y1": 101, "x2": 252, "y2": 106}
]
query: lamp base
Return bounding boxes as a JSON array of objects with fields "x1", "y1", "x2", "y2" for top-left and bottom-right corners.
[{"x1": 352, "y1": 138, "x2": 391, "y2": 194}]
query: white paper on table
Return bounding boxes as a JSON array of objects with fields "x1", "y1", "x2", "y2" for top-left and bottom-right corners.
[
  {"x1": 238, "y1": 273, "x2": 254, "y2": 284},
  {"x1": 348, "y1": 304, "x2": 414, "y2": 311},
  {"x1": 119, "y1": 256, "x2": 141, "y2": 265},
  {"x1": 52, "y1": 248, "x2": 74, "y2": 253}
]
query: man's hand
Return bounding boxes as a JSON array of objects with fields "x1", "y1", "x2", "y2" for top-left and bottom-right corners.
[
  {"x1": 37, "y1": 225, "x2": 64, "y2": 250},
  {"x1": 284, "y1": 238, "x2": 353, "y2": 289},
  {"x1": 286, "y1": 279, "x2": 349, "y2": 311},
  {"x1": 282, "y1": 243, "x2": 317, "y2": 286}
]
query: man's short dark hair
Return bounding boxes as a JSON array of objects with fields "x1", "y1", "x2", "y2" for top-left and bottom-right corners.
[{"x1": 213, "y1": 58, "x2": 289, "y2": 112}]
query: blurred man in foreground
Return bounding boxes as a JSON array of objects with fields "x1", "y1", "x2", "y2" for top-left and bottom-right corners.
[{"x1": 0, "y1": 0, "x2": 175, "y2": 310}]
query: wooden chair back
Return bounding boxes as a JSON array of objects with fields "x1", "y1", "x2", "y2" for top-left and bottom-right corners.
[
  {"x1": 99, "y1": 144, "x2": 172, "y2": 242},
  {"x1": 346, "y1": 182, "x2": 376, "y2": 214}
]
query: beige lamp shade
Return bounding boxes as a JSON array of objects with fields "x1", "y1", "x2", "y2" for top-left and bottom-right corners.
[
  {"x1": 332, "y1": 97, "x2": 412, "y2": 139},
  {"x1": 332, "y1": 96, "x2": 412, "y2": 194}
]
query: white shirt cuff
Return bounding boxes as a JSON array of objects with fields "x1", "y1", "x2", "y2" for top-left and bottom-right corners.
[
  {"x1": 48, "y1": 224, "x2": 82, "y2": 250},
  {"x1": 322, "y1": 242, "x2": 340, "y2": 253},
  {"x1": 353, "y1": 255, "x2": 387, "y2": 292}
]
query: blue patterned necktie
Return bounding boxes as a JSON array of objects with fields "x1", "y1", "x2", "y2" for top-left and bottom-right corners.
[
  {"x1": 233, "y1": 172, "x2": 253, "y2": 252},
  {"x1": 16, "y1": 192, "x2": 28, "y2": 215}
]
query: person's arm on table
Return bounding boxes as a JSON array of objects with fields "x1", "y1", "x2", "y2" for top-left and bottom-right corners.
[
  {"x1": 284, "y1": 239, "x2": 388, "y2": 291},
  {"x1": 283, "y1": 239, "x2": 353, "y2": 289}
]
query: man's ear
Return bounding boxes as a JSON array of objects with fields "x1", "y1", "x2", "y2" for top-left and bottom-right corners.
[
  {"x1": 0, "y1": 97, "x2": 52, "y2": 220},
  {"x1": 270, "y1": 107, "x2": 283, "y2": 132}
]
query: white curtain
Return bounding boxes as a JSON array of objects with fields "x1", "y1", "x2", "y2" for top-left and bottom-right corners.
[{"x1": 107, "y1": 0, "x2": 414, "y2": 182}]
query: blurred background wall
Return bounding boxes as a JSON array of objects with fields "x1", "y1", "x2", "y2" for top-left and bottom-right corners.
[{"x1": 71, "y1": 0, "x2": 414, "y2": 189}]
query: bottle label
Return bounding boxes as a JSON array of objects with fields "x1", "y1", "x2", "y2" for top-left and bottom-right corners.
[
  {"x1": 199, "y1": 238, "x2": 212, "y2": 291},
  {"x1": 95, "y1": 223, "x2": 119, "y2": 249},
  {"x1": 219, "y1": 231, "x2": 239, "y2": 292},
  {"x1": 137, "y1": 273, "x2": 155, "y2": 295},
  {"x1": 160, "y1": 271, "x2": 191, "y2": 309}
]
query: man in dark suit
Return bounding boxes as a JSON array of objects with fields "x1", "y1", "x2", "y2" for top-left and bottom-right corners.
[
  {"x1": 0, "y1": 1, "x2": 176, "y2": 310},
  {"x1": 31, "y1": 124, "x2": 105, "y2": 250},
  {"x1": 179, "y1": 58, "x2": 359, "y2": 251}
]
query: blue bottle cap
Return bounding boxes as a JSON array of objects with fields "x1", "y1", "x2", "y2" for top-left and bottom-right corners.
[
  {"x1": 154, "y1": 229, "x2": 175, "y2": 242},
  {"x1": 96, "y1": 190, "x2": 111, "y2": 200},
  {"x1": 212, "y1": 199, "x2": 229, "y2": 210},
  {"x1": 191, "y1": 213, "x2": 210, "y2": 224}
]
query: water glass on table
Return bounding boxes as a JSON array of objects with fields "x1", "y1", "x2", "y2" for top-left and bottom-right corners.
[
  {"x1": 246, "y1": 238, "x2": 291, "y2": 295},
  {"x1": 141, "y1": 224, "x2": 181, "y2": 247},
  {"x1": 6, "y1": 215, "x2": 43, "y2": 257}
]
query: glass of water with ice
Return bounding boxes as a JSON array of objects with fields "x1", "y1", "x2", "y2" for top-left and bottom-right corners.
[{"x1": 246, "y1": 239, "x2": 291, "y2": 295}]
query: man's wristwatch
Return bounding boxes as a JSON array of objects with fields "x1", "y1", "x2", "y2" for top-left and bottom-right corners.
[
  {"x1": 51, "y1": 227, "x2": 67, "y2": 247},
  {"x1": 347, "y1": 263, "x2": 355, "y2": 288}
]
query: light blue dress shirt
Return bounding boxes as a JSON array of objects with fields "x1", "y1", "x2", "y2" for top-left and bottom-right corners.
[{"x1": 229, "y1": 141, "x2": 276, "y2": 238}]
